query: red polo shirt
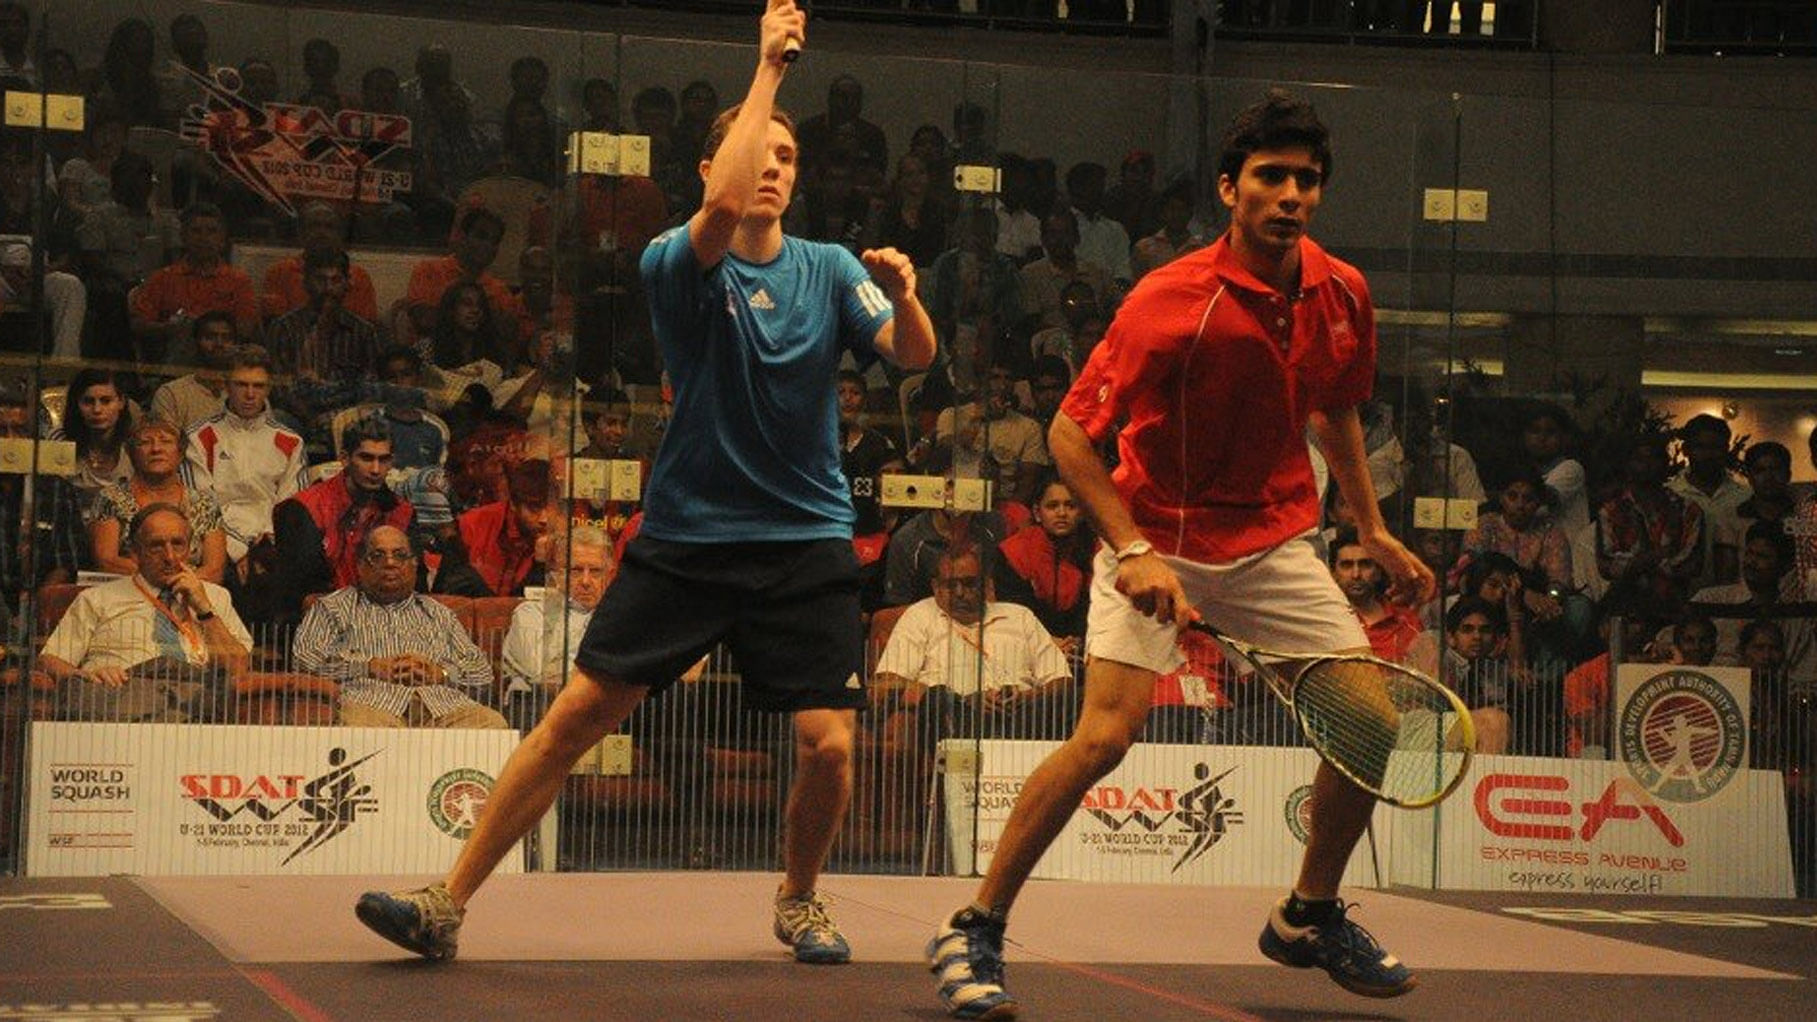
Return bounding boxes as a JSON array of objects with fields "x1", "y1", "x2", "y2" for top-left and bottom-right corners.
[
  {"x1": 262, "y1": 255, "x2": 381, "y2": 322},
  {"x1": 1358, "y1": 603, "x2": 1423, "y2": 662},
  {"x1": 131, "y1": 257, "x2": 262, "y2": 339},
  {"x1": 1059, "y1": 234, "x2": 1375, "y2": 564},
  {"x1": 456, "y1": 500, "x2": 539, "y2": 597}
]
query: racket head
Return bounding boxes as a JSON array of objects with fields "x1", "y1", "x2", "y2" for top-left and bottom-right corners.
[{"x1": 1288, "y1": 654, "x2": 1476, "y2": 808}]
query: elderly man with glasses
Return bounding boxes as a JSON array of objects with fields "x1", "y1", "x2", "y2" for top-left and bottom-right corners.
[{"x1": 292, "y1": 524, "x2": 503, "y2": 728}]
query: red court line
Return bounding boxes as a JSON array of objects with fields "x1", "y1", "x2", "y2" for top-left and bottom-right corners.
[
  {"x1": 242, "y1": 967, "x2": 339, "y2": 1022},
  {"x1": 1008, "y1": 947, "x2": 1269, "y2": 1022}
]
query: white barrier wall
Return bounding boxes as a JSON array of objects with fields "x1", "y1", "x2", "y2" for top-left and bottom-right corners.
[
  {"x1": 26, "y1": 723, "x2": 521, "y2": 877},
  {"x1": 942, "y1": 740, "x2": 1380, "y2": 889}
]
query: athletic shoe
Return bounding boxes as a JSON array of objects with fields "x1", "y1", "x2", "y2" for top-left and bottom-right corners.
[
  {"x1": 1257, "y1": 897, "x2": 1416, "y2": 998},
  {"x1": 354, "y1": 883, "x2": 464, "y2": 961},
  {"x1": 773, "y1": 890, "x2": 851, "y2": 964},
  {"x1": 929, "y1": 907, "x2": 1019, "y2": 1020}
]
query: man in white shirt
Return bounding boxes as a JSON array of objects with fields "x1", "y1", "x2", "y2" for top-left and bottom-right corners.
[
  {"x1": 149, "y1": 312, "x2": 234, "y2": 432},
  {"x1": 1669, "y1": 414, "x2": 1751, "y2": 591},
  {"x1": 499, "y1": 526, "x2": 614, "y2": 729},
  {"x1": 875, "y1": 547, "x2": 1075, "y2": 751},
  {"x1": 1688, "y1": 520, "x2": 1816, "y2": 688},
  {"x1": 1066, "y1": 161, "x2": 1133, "y2": 287},
  {"x1": 183, "y1": 344, "x2": 307, "y2": 565},
  {"x1": 41, "y1": 504, "x2": 253, "y2": 722}
]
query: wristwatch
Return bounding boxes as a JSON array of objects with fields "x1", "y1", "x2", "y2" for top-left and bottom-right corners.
[{"x1": 1113, "y1": 539, "x2": 1155, "y2": 562}]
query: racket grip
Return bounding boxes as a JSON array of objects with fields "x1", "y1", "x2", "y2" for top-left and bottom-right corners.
[{"x1": 782, "y1": 36, "x2": 802, "y2": 62}]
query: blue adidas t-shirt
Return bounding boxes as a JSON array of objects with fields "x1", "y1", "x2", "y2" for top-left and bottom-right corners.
[{"x1": 638, "y1": 228, "x2": 895, "y2": 542}]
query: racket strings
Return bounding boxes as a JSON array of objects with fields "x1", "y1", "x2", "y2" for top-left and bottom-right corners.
[{"x1": 1294, "y1": 660, "x2": 1471, "y2": 807}]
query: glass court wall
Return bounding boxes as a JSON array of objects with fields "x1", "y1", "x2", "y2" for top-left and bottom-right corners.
[{"x1": 1, "y1": 0, "x2": 1811, "y2": 899}]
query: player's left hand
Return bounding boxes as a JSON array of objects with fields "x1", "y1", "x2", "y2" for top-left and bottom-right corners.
[
  {"x1": 861, "y1": 247, "x2": 917, "y2": 303},
  {"x1": 1361, "y1": 530, "x2": 1436, "y2": 607}
]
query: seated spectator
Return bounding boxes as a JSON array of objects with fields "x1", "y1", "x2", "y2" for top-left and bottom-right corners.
[
  {"x1": 1104, "y1": 149, "x2": 1160, "y2": 244},
  {"x1": 1019, "y1": 209, "x2": 1114, "y2": 332},
  {"x1": 149, "y1": 312, "x2": 235, "y2": 432},
  {"x1": 491, "y1": 327, "x2": 587, "y2": 441},
  {"x1": 1737, "y1": 440, "x2": 1800, "y2": 531},
  {"x1": 837, "y1": 370, "x2": 902, "y2": 569},
  {"x1": 404, "y1": 205, "x2": 522, "y2": 344},
  {"x1": 1131, "y1": 179, "x2": 1205, "y2": 280},
  {"x1": 292, "y1": 525, "x2": 504, "y2": 728},
  {"x1": 1667, "y1": 613, "x2": 1719, "y2": 667},
  {"x1": 1329, "y1": 528, "x2": 1421, "y2": 662},
  {"x1": 861, "y1": 152, "x2": 951, "y2": 270},
  {"x1": 261, "y1": 202, "x2": 380, "y2": 322},
  {"x1": 74, "y1": 151, "x2": 178, "y2": 294},
  {"x1": 40, "y1": 504, "x2": 253, "y2": 722},
  {"x1": 1453, "y1": 466, "x2": 1589, "y2": 664},
  {"x1": 1562, "y1": 594, "x2": 1668, "y2": 757},
  {"x1": 423, "y1": 280, "x2": 516, "y2": 403},
  {"x1": 435, "y1": 458, "x2": 555, "y2": 598},
  {"x1": 934, "y1": 364, "x2": 1050, "y2": 506},
  {"x1": 360, "y1": 346, "x2": 451, "y2": 471},
  {"x1": 1668, "y1": 414, "x2": 1748, "y2": 590},
  {"x1": 884, "y1": 481, "x2": 1007, "y2": 607},
  {"x1": 53, "y1": 367, "x2": 138, "y2": 510},
  {"x1": 927, "y1": 208, "x2": 1023, "y2": 374},
  {"x1": 994, "y1": 470, "x2": 1092, "y2": 653},
  {"x1": 128, "y1": 202, "x2": 261, "y2": 360},
  {"x1": 1027, "y1": 355, "x2": 1071, "y2": 437},
  {"x1": 1521, "y1": 404, "x2": 1597, "y2": 594},
  {"x1": 500, "y1": 525, "x2": 613, "y2": 728},
  {"x1": 265, "y1": 246, "x2": 385, "y2": 427},
  {"x1": 88, "y1": 418, "x2": 227, "y2": 583},
  {"x1": 1424, "y1": 596, "x2": 1524, "y2": 754},
  {"x1": 576, "y1": 392, "x2": 649, "y2": 463},
  {"x1": 183, "y1": 344, "x2": 307, "y2": 567},
  {"x1": 1028, "y1": 280, "x2": 1104, "y2": 371},
  {"x1": 259, "y1": 416, "x2": 414, "y2": 626},
  {"x1": 1687, "y1": 520, "x2": 1816, "y2": 687},
  {"x1": 57, "y1": 105, "x2": 129, "y2": 220},
  {"x1": 874, "y1": 547, "x2": 1076, "y2": 750},
  {"x1": 1064, "y1": 161, "x2": 1133, "y2": 288},
  {"x1": 1597, "y1": 431, "x2": 1704, "y2": 610}
]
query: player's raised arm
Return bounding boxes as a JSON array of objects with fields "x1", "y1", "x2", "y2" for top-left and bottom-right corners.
[{"x1": 689, "y1": 0, "x2": 805, "y2": 269}]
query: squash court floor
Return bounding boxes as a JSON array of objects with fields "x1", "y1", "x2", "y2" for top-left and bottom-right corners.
[{"x1": 2, "y1": 872, "x2": 1811, "y2": 1021}]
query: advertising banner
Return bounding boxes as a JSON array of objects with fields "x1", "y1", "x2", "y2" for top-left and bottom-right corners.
[
  {"x1": 941, "y1": 740, "x2": 1379, "y2": 888},
  {"x1": 26, "y1": 723, "x2": 520, "y2": 877},
  {"x1": 1390, "y1": 752, "x2": 1793, "y2": 897}
]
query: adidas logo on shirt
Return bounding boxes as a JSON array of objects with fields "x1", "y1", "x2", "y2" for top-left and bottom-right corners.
[{"x1": 749, "y1": 288, "x2": 777, "y2": 310}]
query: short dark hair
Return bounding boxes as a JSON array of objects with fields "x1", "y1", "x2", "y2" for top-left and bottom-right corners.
[
  {"x1": 357, "y1": 526, "x2": 414, "y2": 562},
  {"x1": 505, "y1": 458, "x2": 552, "y2": 506},
  {"x1": 1679, "y1": 413, "x2": 1730, "y2": 445},
  {"x1": 836, "y1": 369, "x2": 866, "y2": 389},
  {"x1": 302, "y1": 245, "x2": 349, "y2": 275},
  {"x1": 1743, "y1": 441, "x2": 1791, "y2": 470},
  {"x1": 702, "y1": 104, "x2": 797, "y2": 163},
  {"x1": 1218, "y1": 89, "x2": 1332, "y2": 188},
  {"x1": 456, "y1": 205, "x2": 505, "y2": 240},
  {"x1": 191, "y1": 309, "x2": 235, "y2": 340},
  {"x1": 1445, "y1": 595, "x2": 1505, "y2": 635},
  {"x1": 128, "y1": 501, "x2": 191, "y2": 547},
  {"x1": 1742, "y1": 519, "x2": 1795, "y2": 566},
  {"x1": 340, "y1": 414, "x2": 393, "y2": 457},
  {"x1": 1326, "y1": 526, "x2": 1363, "y2": 569}
]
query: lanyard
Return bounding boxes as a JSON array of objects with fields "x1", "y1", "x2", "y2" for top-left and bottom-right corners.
[{"x1": 133, "y1": 575, "x2": 206, "y2": 663}]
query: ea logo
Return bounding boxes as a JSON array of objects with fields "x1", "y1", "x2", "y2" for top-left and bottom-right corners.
[{"x1": 1618, "y1": 671, "x2": 1745, "y2": 803}]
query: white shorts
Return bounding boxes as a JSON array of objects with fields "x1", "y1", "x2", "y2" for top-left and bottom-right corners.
[{"x1": 1085, "y1": 533, "x2": 1368, "y2": 674}]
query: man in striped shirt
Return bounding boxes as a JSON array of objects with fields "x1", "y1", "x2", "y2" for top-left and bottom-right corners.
[{"x1": 293, "y1": 525, "x2": 505, "y2": 729}]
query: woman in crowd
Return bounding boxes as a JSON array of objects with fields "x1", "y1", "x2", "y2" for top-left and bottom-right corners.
[
  {"x1": 54, "y1": 368, "x2": 140, "y2": 509},
  {"x1": 863, "y1": 152, "x2": 950, "y2": 269},
  {"x1": 85, "y1": 418, "x2": 227, "y2": 582},
  {"x1": 993, "y1": 471, "x2": 1093, "y2": 656},
  {"x1": 1453, "y1": 466, "x2": 1592, "y2": 663}
]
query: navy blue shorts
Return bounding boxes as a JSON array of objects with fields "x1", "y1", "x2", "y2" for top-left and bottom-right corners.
[{"x1": 573, "y1": 535, "x2": 866, "y2": 712}]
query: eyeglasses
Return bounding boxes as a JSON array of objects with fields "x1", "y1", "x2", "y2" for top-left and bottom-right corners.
[{"x1": 362, "y1": 549, "x2": 415, "y2": 564}]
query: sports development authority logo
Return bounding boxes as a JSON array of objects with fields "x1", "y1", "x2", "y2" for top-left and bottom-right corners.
[
  {"x1": 1618, "y1": 670, "x2": 1745, "y2": 803},
  {"x1": 1283, "y1": 784, "x2": 1314, "y2": 845},
  {"x1": 1080, "y1": 762, "x2": 1244, "y2": 873},
  {"x1": 427, "y1": 769, "x2": 494, "y2": 839}
]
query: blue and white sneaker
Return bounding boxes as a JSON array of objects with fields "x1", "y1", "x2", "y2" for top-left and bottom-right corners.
[
  {"x1": 1258, "y1": 897, "x2": 1416, "y2": 998},
  {"x1": 773, "y1": 890, "x2": 851, "y2": 964},
  {"x1": 355, "y1": 883, "x2": 463, "y2": 961},
  {"x1": 929, "y1": 908, "x2": 1019, "y2": 1020}
]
